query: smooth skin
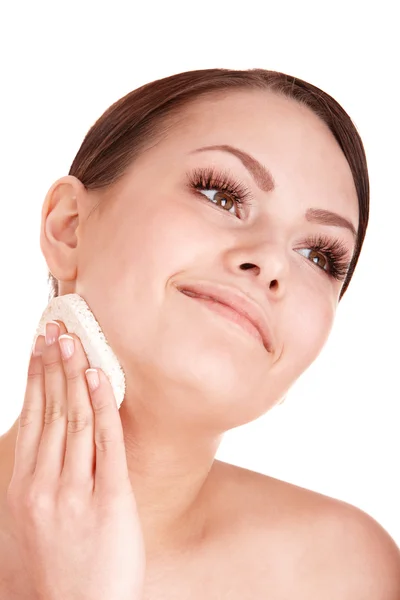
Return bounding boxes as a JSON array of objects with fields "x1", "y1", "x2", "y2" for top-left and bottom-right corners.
[
  {"x1": 1, "y1": 89, "x2": 400, "y2": 598},
  {"x1": 6, "y1": 320, "x2": 145, "y2": 600}
]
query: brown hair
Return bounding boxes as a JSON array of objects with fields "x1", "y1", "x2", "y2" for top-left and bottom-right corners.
[{"x1": 47, "y1": 68, "x2": 369, "y2": 301}]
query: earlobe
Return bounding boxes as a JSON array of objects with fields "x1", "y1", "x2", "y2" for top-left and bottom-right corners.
[{"x1": 40, "y1": 175, "x2": 85, "y2": 284}]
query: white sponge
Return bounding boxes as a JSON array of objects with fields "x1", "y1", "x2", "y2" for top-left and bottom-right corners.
[{"x1": 34, "y1": 293, "x2": 126, "y2": 409}]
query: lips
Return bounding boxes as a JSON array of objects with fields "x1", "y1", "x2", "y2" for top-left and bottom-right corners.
[{"x1": 175, "y1": 281, "x2": 273, "y2": 353}]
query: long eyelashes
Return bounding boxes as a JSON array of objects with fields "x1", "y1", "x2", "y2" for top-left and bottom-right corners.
[
  {"x1": 297, "y1": 234, "x2": 351, "y2": 281},
  {"x1": 186, "y1": 166, "x2": 255, "y2": 215},
  {"x1": 185, "y1": 165, "x2": 353, "y2": 282}
]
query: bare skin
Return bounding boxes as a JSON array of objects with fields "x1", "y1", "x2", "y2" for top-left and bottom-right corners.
[
  {"x1": 1, "y1": 89, "x2": 400, "y2": 598},
  {"x1": 1, "y1": 438, "x2": 399, "y2": 599}
]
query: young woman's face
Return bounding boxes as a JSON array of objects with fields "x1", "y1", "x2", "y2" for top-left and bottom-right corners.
[{"x1": 65, "y1": 90, "x2": 359, "y2": 430}]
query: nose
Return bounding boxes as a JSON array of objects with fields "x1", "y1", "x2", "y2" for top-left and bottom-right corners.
[{"x1": 226, "y1": 240, "x2": 289, "y2": 298}]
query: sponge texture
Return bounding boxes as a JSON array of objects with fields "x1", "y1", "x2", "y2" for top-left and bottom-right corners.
[{"x1": 34, "y1": 294, "x2": 126, "y2": 409}]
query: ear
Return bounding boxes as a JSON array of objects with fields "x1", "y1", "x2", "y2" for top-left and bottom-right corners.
[{"x1": 40, "y1": 175, "x2": 88, "y2": 288}]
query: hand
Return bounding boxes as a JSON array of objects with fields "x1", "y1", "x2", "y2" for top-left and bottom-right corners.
[{"x1": 6, "y1": 320, "x2": 146, "y2": 600}]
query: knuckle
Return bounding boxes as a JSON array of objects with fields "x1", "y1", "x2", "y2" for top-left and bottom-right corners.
[
  {"x1": 65, "y1": 369, "x2": 82, "y2": 383},
  {"x1": 27, "y1": 367, "x2": 42, "y2": 380},
  {"x1": 24, "y1": 486, "x2": 53, "y2": 515},
  {"x1": 91, "y1": 398, "x2": 110, "y2": 413},
  {"x1": 94, "y1": 427, "x2": 116, "y2": 453},
  {"x1": 19, "y1": 405, "x2": 41, "y2": 428},
  {"x1": 67, "y1": 410, "x2": 91, "y2": 433},
  {"x1": 59, "y1": 489, "x2": 86, "y2": 516},
  {"x1": 43, "y1": 358, "x2": 61, "y2": 374},
  {"x1": 44, "y1": 402, "x2": 64, "y2": 424}
]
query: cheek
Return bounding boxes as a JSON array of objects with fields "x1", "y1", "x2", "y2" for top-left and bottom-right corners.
[
  {"x1": 81, "y1": 200, "x2": 205, "y2": 287},
  {"x1": 286, "y1": 294, "x2": 335, "y2": 372},
  {"x1": 109, "y1": 199, "x2": 224, "y2": 290},
  {"x1": 76, "y1": 198, "x2": 223, "y2": 347}
]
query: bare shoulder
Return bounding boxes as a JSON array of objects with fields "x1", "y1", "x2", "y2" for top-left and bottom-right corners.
[
  {"x1": 214, "y1": 460, "x2": 400, "y2": 599},
  {"x1": 306, "y1": 492, "x2": 400, "y2": 599}
]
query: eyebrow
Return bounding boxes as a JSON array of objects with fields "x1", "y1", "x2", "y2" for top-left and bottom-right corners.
[
  {"x1": 305, "y1": 208, "x2": 357, "y2": 239},
  {"x1": 191, "y1": 144, "x2": 275, "y2": 192},
  {"x1": 191, "y1": 143, "x2": 357, "y2": 239}
]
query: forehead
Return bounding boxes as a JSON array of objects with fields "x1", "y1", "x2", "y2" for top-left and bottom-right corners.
[
  {"x1": 168, "y1": 91, "x2": 358, "y2": 222},
  {"x1": 130, "y1": 90, "x2": 359, "y2": 230}
]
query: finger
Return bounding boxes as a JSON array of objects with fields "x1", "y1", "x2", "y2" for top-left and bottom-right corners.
[
  {"x1": 85, "y1": 369, "x2": 131, "y2": 498},
  {"x1": 34, "y1": 321, "x2": 69, "y2": 485},
  {"x1": 11, "y1": 321, "x2": 69, "y2": 484},
  {"x1": 58, "y1": 333, "x2": 95, "y2": 488},
  {"x1": 11, "y1": 335, "x2": 47, "y2": 483}
]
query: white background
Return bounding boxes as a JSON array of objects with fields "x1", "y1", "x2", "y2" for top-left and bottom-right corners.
[{"x1": 0, "y1": 1, "x2": 398, "y2": 546}]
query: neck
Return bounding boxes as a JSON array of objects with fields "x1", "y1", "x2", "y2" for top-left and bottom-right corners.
[
  {"x1": 0, "y1": 405, "x2": 224, "y2": 560},
  {"x1": 117, "y1": 398, "x2": 224, "y2": 557}
]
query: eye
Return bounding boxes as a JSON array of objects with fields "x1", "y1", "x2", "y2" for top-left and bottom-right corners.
[
  {"x1": 200, "y1": 189, "x2": 238, "y2": 215},
  {"x1": 296, "y1": 234, "x2": 352, "y2": 282},
  {"x1": 297, "y1": 248, "x2": 328, "y2": 271},
  {"x1": 186, "y1": 166, "x2": 254, "y2": 219}
]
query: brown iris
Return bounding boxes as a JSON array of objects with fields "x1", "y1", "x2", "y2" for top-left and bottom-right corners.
[
  {"x1": 309, "y1": 249, "x2": 327, "y2": 270},
  {"x1": 213, "y1": 191, "x2": 235, "y2": 212}
]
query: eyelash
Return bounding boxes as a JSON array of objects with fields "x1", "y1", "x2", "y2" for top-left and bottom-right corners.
[
  {"x1": 186, "y1": 166, "x2": 255, "y2": 215},
  {"x1": 186, "y1": 166, "x2": 352, "y2": 282}
]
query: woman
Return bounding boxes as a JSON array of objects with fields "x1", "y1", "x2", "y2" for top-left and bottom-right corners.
[{"x1": 0, "y1": 68, "x2": 399, "y2": 599}]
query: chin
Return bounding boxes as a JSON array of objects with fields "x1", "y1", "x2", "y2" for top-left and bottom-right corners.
[{"x1": 125, "y1": 331, "x2": 274, "y2": 429}]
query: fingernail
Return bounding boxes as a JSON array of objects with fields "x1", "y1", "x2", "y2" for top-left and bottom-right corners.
[
  {"x1": 85, "y1": 368, "x2": 100, "y2": 392},
  {"x1": 45, "y1": 321, "x2": 60, "y2": 346},
  {"x1": 58, "y1": 334, "x2": 75, "y2": 360}
]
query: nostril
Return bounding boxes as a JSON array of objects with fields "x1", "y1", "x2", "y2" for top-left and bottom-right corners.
[{"x1": 270, "y1": 280, "x2": 278, "y2": 290}]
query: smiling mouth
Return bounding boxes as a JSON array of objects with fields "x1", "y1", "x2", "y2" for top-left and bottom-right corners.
[{"x1": 179, "y1": 289, "x2": 265, "y2": 347}]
